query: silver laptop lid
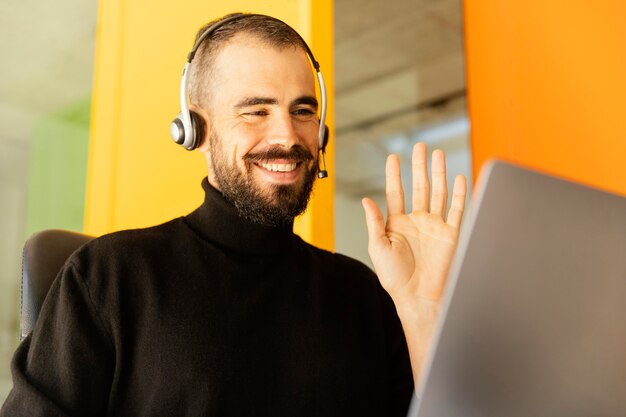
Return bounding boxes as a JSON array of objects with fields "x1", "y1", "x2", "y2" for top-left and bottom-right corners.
[{"x1": 413, "y1": 160, "x2": 626, "y2": 417}]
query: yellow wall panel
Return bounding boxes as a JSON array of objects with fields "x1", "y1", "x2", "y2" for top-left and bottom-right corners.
[{"x1": 86, "y1": 0, "x2": 335, "y2": 250}]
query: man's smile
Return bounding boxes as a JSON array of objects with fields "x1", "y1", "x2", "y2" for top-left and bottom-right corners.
[
  {"x1": 257, "y1": 161, "x2": 298, "y2": 173},
  {"x1": 251, "y1": 159, "x2": 308, "y2": 184},
  {"x1": 244, "y1": 146, "x2": 315, "y2": 183}
]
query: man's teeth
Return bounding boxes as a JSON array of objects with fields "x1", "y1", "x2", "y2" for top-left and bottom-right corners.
[{"x1": 259, "y1": 162, "x2": 297, "y2": 172}]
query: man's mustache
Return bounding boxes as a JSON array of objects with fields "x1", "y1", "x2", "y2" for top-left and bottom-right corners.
[{"x1": 244, "y1": 145, "x2": 314, "y2": 163}]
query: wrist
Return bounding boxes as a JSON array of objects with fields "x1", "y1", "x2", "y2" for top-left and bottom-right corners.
[{"x1": 392, "y1": 292, "x2": 441, "y2": 327}]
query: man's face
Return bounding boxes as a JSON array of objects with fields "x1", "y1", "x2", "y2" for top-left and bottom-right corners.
[{"x1": 202, "y1": 33, "x2": 320, "y2": 226}]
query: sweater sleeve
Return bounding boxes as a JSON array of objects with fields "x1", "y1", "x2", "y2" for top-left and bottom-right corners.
[
  {"x1": 0, "y1": 260, "x2": 115, "y2": 417},
  {"x1": 380, "y1": 286, "x2": 415, "y2": 417}
]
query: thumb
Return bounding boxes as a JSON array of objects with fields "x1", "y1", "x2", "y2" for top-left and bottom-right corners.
[{"x1": 362, "y1": 198, "x2": 388, "y2": 250}]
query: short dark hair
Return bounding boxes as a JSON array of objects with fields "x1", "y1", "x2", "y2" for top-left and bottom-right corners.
[{"x1": 188, "y1": 13, "x2": 309, "y2": 109}]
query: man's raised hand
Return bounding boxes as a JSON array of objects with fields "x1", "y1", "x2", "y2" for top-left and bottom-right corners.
[{"x1": 361, "y1": 142, "x2": 467, "y2": 387}]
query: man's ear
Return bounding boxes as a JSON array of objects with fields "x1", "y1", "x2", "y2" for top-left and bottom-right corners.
[{"x1": 189, "y1": 104, "x2": 211, "y2": 152}]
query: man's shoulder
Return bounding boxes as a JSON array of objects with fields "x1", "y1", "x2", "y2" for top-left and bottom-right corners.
[
  {"x1": 68, "y1": 217, "x2": 187, "y2": 269},
  {"x1": 297, "y1": 238, "x2": 377, "y2": 279},
  {"x1": 331, "y1": 251, "x2": 375, "y2": 276}
]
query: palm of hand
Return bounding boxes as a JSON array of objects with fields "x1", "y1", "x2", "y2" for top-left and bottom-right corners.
[
  {"x1": 362, "y1": 143, "x2": 466, "y2": 304},
  {"x1": 372, "y1": 211, "x2": 460, "y2": 301}
]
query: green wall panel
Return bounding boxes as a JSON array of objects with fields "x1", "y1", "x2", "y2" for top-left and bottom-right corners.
[{"x1": 25, "y1": 98, "x2": 91, "y2": 237}]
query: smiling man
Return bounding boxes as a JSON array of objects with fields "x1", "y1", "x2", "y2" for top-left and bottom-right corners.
[
  {"x1": 192, "y1": 24, "x2": 321, "y2": 227},
  {"x1": 192, "y1": 31, "x2": 319, "y2": 226},
  {"x1": 1, "y1": 13, "x2": 466, "y2": 417}
]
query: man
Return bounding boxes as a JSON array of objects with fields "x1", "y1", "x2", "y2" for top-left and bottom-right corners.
[{"x1": 1, "y1": 13, "x2": 466, "y2": 416}]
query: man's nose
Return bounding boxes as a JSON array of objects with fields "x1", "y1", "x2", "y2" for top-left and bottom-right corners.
[{"x1": 266, "y1": 111, "x2": 299, "y2": 147}]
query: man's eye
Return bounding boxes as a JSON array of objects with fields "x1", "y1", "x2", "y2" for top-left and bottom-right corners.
[
  {"x1": 248, "y1": 110, "x2": 268, "y2": 116},
  {"x1": 292, "y1": 109, "x2": 315, "y2": 116}
]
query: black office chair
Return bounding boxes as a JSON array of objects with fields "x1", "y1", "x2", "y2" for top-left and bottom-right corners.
[{"x1": 20, "y1": 229, "x2": 94, "y2": 341}]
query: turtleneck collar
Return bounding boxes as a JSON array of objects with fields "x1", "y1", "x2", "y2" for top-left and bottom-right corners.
[{"x1": 184, "y1": 178, "x2": 297, "y2": 256}]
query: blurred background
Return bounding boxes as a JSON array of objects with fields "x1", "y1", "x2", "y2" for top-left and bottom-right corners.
[
  {"x1": 0, "y1": 0, "x2": 98, "y2": 399},
  {"x1": 332, "y1": 0, "x2": 469, "y2": 264},
  {"x1": 0, "y1": 0, "x2": 470, "y2": 400}
]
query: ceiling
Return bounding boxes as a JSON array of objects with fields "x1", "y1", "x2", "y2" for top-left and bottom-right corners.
[{"x1": 0, "y1": 0, "x2": 467, "y2": 194}]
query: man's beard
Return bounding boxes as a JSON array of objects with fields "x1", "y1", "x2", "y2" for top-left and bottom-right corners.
[{"x1": 209, "y1": 131, "x2": 318, "y2": 227}]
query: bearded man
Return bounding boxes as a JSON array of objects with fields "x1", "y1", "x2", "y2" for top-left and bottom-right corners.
[{"x1": 1, "y1": 13, "x2": 466, "y2": 417}]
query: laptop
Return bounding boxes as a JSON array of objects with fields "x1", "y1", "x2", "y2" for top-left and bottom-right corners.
[{"x1": 408, "y1": 160, "x2": 626, "y2": 417}]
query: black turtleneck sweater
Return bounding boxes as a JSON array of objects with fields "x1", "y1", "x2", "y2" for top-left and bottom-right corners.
[{"x1": 2, "y1": 179, "x2": 413, "y2": 417}]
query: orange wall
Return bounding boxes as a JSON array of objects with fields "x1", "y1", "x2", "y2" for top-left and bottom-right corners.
[{"x1": 464, "y1": 1, "x2": 626, "y2": 196}]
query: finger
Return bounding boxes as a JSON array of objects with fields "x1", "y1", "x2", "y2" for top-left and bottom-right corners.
[
  {"x1": 446, "y1": 175, "x2": 467, "y2": 229},
  {"x1": 385, "y1": 154, "x2": 405, "y2": 215},
  {"x1": 430, "y1": 149, "x2": 448, "y2": 216},
  {"x1": 362, "y1": 197, "x2": 389, "y2": 252},
  {"x1": 411, "y1": 142, "x2": 429, "y2": 213}
]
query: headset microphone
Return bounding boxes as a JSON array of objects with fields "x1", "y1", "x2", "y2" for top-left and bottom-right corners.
[
  {"x1": 318, "y1": 126, "x2": 329, "y2": 178},
  {"x1": 318, "y1": 153, "x2": 328, "y2": 179}
]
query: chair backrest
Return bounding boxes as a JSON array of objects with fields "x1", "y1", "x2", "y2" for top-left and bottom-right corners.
[{"x1": 21, "y1": 229, "x2": 94, "y2": 341}]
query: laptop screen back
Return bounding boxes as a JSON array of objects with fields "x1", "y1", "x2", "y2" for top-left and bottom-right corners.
[{"x1": 413, "y1": 161, "x2": 626, "y2": 417}]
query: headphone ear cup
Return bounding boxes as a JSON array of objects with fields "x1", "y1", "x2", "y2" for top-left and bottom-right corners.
[
  {"x1": 189, "y1": 110, "x2": 206, "y2": 150},
  {"x1": 170, "y1": 114, "x2": 185, "y2": 145}
]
